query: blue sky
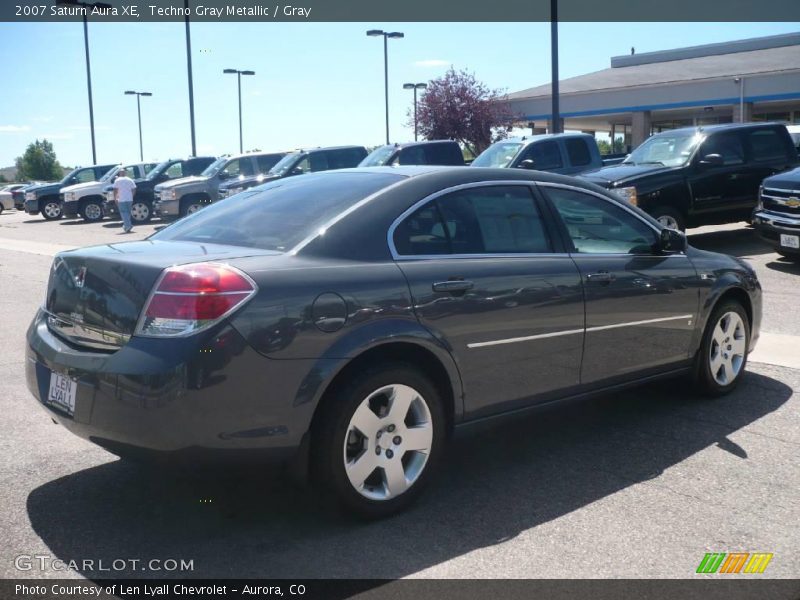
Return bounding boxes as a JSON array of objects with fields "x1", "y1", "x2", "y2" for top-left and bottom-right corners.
[{"x1": 1, "y1": 21, "x2": 799, "y2": 168}]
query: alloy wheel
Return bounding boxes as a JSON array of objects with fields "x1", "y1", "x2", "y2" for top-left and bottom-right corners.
[
  {"x1": 43, "y1": 202, "x2": 61, "y2": 219},
  {"x1": 657, "y1": 214, "x2": 680, "y2": 230},
  {"x1": 186, "y1": 203, "x2": 202, "y2": 215},
  {"x1": 342, "y1": 383, "x2": 433, "y2": 501},
  {"x1": 709, "y1": 311, "x2": 746, "y2": 385},
  {"x1": 84, "y1": 203, "x2": 102, "y2": 221},
  {"x1": 131, "y1": 202, "x2": 150, "y2": 222}
]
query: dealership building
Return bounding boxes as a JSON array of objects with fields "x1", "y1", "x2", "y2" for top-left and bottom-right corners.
[{"x1": 505, "y1": 32, "x2": 800, "y2": 148}]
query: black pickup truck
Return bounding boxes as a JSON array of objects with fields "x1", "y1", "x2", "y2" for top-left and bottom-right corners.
[
  {"x1": 579, "y1": 123, "x2": 798, "y2": 230},
  {"x1": 752, "y1": 167, "x2": 800, "y2": 259}
]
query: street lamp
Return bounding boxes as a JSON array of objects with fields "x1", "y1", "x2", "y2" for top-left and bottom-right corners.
[
  {"x1": 56, "y1": 0, "x2": 112, "y2": 164},
  {"x1": 124, "y1": 91, "x2": 153, "y2": 161},
  {"x1": 184, "y1": 0, "x2": 197, "y2": 156},
  {"x1": 403, "y1": 83, "x2": 427, "y2": 141},
  {"x1": 223, "y1": 68, "x2": 256, "y2": 153},
  {"x1": 367, "y1": 29, "x2": 404, "y2": 144}
]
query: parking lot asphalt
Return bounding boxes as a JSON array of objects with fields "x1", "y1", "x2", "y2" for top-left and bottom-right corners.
[{"x1": 0, "y1": 209, "x2": 798, "y2": 580}]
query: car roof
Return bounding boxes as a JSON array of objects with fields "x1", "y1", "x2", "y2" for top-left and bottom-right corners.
[
  {"x1": 379, "y1": 140, "x2": 459, "y2": 149},
  {"x1": 660, "y1": 122, "x2": 789, "y2": 137},
  {"x1": 502, "y1": 133, "x2": 593, "y2": 144},
  {"x1": 291, "y1": 145, "x2": 367, "y2": 154}
]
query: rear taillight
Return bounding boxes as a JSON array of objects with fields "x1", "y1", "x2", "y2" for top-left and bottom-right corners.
[{"x1": 136, "y1": 262, "x2": 256, "y2": 337}]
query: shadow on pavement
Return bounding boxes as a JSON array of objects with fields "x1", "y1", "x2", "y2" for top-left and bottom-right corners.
[
  {"x1": 27, "y1": 371, "x2": 791, "y2": 580},
  {"x1": 687, "y1": 226, "x2": 773, "y2": 258},
  {"x1": 765, "y1": 257, "x2": 800, "y2": 274}
]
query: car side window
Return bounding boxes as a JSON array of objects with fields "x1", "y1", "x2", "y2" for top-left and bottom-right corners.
[
  {"x1": 565, "y1": 138, "x2": 592, "y2": 167},
  {"x1": 166, "y1": 162, "x2": 184, "y2": 179},
  {"x1": 747, "y1": 129, "x2": 789, "y2": 162},
  {"x1": 75, "y1": 169, "x2": 96, "y2": 183},
  {"x1": 309, "y1": 153, "x2": 330, "y2": 172},
  {"x1": 257, "y1": 154, "x2": 282, "y2": 173},
  {"x1": 699, "y1": 133, "x2": 745, "y2": 165},
  {"x1": 399, "y1": 146, "x2": 426, "y2": 165},
  {"x1": 393, "y1": 185, "x2": 551, "y2": 256},
  {"x1": 544, "y1": 187, "x2": 658, "y2": 255},
  {"x1": 521, "y1": 141, "x2": 562, "y2": 170},
  {"x1": 220, "y1": 159, "x2": 241, "y2": 178},
  {"x1": 240, "y1": 158, "x2": 256, "y2": 177}
]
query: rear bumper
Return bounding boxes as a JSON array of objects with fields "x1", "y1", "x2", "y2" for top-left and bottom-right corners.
[
  {"x1": 752, "y1": 210, "x2": 800, "y2": 255},
  {"x1": 26, "y1": 309, "x2": 318, "y2": 462}
]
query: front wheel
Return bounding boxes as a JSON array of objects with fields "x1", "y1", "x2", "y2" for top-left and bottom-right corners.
[
  {"x1": 130, "y1": 201, "x2": 152, "y2": 223},
  {"x1": 41, "y1": 199, "x2": 62, "y2": 220},
  {"x1": 312, "y1": 364, "x2": 446, "y2": 518},
  {"x1": 80, "y1": 200, "x2": 104, "y2": 223},
  {"x1": 692, "y1": 301, "x2": 750, "y2": 396},
  {"x1": 650, "y1": 206, "x2": 686, "y2": 232}
]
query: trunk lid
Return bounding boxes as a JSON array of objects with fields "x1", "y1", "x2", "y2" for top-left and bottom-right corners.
[{"x1": 44, "y1": 240, "x2": 279, "y2": 351}]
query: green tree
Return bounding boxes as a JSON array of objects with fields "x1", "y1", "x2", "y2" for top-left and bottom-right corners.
[
  {"x1": 14, "y1": 139, "x2": 63, "y2": 181},
  {"x1": 597, "y1": 138, "x2": 627, "y2": 155},
  {"x1": 0, "y1": 174, "x2": 7, "y2": 183}
]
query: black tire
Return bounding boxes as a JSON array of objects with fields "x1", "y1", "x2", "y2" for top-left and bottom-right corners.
[
  {"x1": 40, "y1": 198, "x2": 62, "y2": 220},
  {"x1": 130, "y1": 201, "x2": 152, "y2": 224},
  {"x1": 80, "y1": 200, "x2": 104, "y2": 223},
  {"x1": 649, "y1": 206, "x2": 686, "y2": 232},
  {"x1": 180, "y1": 197, "x2": 206, "y2": 217},
  {"x1": 777, "y1": 250, "x2": 800, "y2": 262},
  {"x1": 692, "y1": 300, "x2": 750, "y2": 396},
  {"x1": 311, "y1": 363, "x2": 446, "y2": 518},
  {"x1": 0, "y1": 205, "x2": 4, "y2": 215}
]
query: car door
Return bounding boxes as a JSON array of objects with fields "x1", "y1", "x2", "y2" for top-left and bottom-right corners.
[
  {"x1": 540, "y1": 183, "x2": 701, "y2": 385},
  {"x1": 744, "y1": 127, "x2": 795, "y2": 202},
  {"x1": 687, "y1": 131, "x2": 750, "y2": 214},
  {"x1": 515, "y1": 140, "x2": 565, "y2": 173},
  {"x1": 392, "y1": 182, "x2": 585, "y2": 418},
  {"x1": 563, "y1": 137, "x2": 595, "y2": 175}
]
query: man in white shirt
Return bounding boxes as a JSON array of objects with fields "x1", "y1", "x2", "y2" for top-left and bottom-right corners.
[{"x1": 113, "y1": 168, "x2": 137, "y2": 233}]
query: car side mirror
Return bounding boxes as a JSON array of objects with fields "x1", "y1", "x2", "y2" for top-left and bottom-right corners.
[
  {"x1": 518, "y1": 159, "x2": 536, "y2": 170},
  {"x1": 659, "y1": 227, "x2": 687, "y2": 253},
  {"x1": 218, "y1": 172, "x2": 230, "y2": 180},
  {"x1": 698, "y1": 153, "x2": 724, "y2": 167}
]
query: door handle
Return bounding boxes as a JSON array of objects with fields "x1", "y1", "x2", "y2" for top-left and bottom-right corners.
[
  {"x1": 432, "y1": 280, "x2": 474, "y2": 293},
  {"x1": 586, "y1": 271, "x2": 615, "y2": 284}
]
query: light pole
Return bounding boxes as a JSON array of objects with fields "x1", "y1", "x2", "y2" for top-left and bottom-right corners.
[
  {"x1": 223, "y1": 69, "x2": 256, "y2": 153},
  {"x1": 550, "y1": 0, "x2": 561, "y2": 133},
  {"x1": 734, "y1": 77, "x2": 745, "y2": 122},
  {"x1": 124, "y1": 91, "x2": 153, "y2": 161},
  {"x1": 367, "y1": 29, "x2": 404, "y2": 144},
  {"x1": 56, "y1": 0, "x2": 112, "y2": 164},
  {"x1": 403, "y1": 83, "x2": 427, "y2": 141},
  {"x1": 185, "y1": 0, "x2": 197, "y2": 156}
]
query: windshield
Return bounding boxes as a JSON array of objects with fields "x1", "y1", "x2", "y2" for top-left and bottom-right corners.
[
  {"x1": 152, "y1": 171, "x2": 403, "y2": 251},
  {"x1": 268, "y1": 152, "x2": 303, "y2": 176},
  {"x1": 146, "y1": 161, "x2": 169, "y2": 180},
  {"x1": 472, "y1": 142, "x2": 524, "y2": 168},
  {"x1": 200, "y1": 157, "x2": 228, "y2": 177},
  {"x1": 623, "y1": 132, "x2": 702, "y2": 167},
  {"x1": 98, "y1": 165, "x2": 120, "y2": 182},
  {"x1": 359, "y1": 146, "x2": 397, "y2": 167}
]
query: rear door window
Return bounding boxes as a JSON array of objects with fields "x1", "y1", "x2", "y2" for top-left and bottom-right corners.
[
  {"x1": 393, "y1": 185, "x2": 552, "y2": 256},
  {"x1": 256, "y1": 154, "x2": 283, "y2": 173},
  {"x1": 747, "y1": 129, "x2": 790, "y2": 162},
  {"x1": 398, "y1": 146, "x2": 426, "y2": 165},
  {"x1": 521, "y1": 141, "x2": 562, "y2": 170},
  {"x1": 424, "y1": 143, "x2": 463, "y2": 165},
  {"x1": 564, "y1": 138, "x2": 592, "y2": 167}
]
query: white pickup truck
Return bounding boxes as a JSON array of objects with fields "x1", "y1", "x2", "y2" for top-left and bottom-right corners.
[{"x1": 61, "y1": 162, "x2": 157, "y2": 222}]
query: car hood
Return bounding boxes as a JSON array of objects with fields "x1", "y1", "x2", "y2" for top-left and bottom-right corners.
[
  {"x1": 762, "y1": 166, "x2": 800, "y2": 190},
  {"x1": 25, "y1": 182, "x2": 63, "y2": 195},
  {"x1": 579, "y1": 163, "x2": 680, "y2": 186},
  {"x1": 60, "y1": 180, "x2": 105, "y2": 194},
  {"x1": 155, "y1": 175, "x2": 208, "y2": 191},
  {"x1": 220, "y1": 174, "x2": 274, "y2": 190}
]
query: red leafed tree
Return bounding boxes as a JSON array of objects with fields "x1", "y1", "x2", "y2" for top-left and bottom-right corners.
[{"x1": 412, "y1": 68, "x2": 515, "y2": 157}]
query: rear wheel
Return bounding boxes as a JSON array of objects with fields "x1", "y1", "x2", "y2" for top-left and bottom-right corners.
[
  {"x1": 312, "y1": 364, "x2": 446, "y2": 518},
  {"x1": 692, "y1": 301, "x2": 750, "y2": 396},
  {"x1": 130, "y1": 201, "x2": 152, "y2": 223},
  {"x1": 41, "y1": 199, "x2": 62, "y2": 220},
  {"x1": 80, "y1": 200, "x2": 104, "y2": 223},
  {"x1": 650, "y1": 206, "x2": 685, "y2": 231}
]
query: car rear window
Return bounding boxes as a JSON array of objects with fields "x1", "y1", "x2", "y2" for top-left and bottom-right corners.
[
  {"x1": 565, "y1": 138, "x2": 592, "y2": 167},
  {"x1": 152, "y1": 172, "x2": 404, "y2": 252}
]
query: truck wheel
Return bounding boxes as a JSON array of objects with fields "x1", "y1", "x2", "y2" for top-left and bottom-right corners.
[
  {"x1": 180, "y1": 198, "x2": 205, "y2": 217},
  {"x1": 40, "y1": 199, "x2": 62, "y2": 220},
  {"x1": 80, "y1": 200, "x2": 104, "y2": 223},
  {"x1": 650, "y1": 206, "x2": 685, "y2": 231},
  {"x1": 130, "y1": 201, "x2": 152, "y2": 223},
  {"x1": 0, "y1": 205, "x2": 4, "y2": 215}
]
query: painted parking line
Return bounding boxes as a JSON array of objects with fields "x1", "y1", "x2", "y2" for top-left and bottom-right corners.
[{"x1": 749, "y1": 332, "x2": 800, "y2": 370}]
